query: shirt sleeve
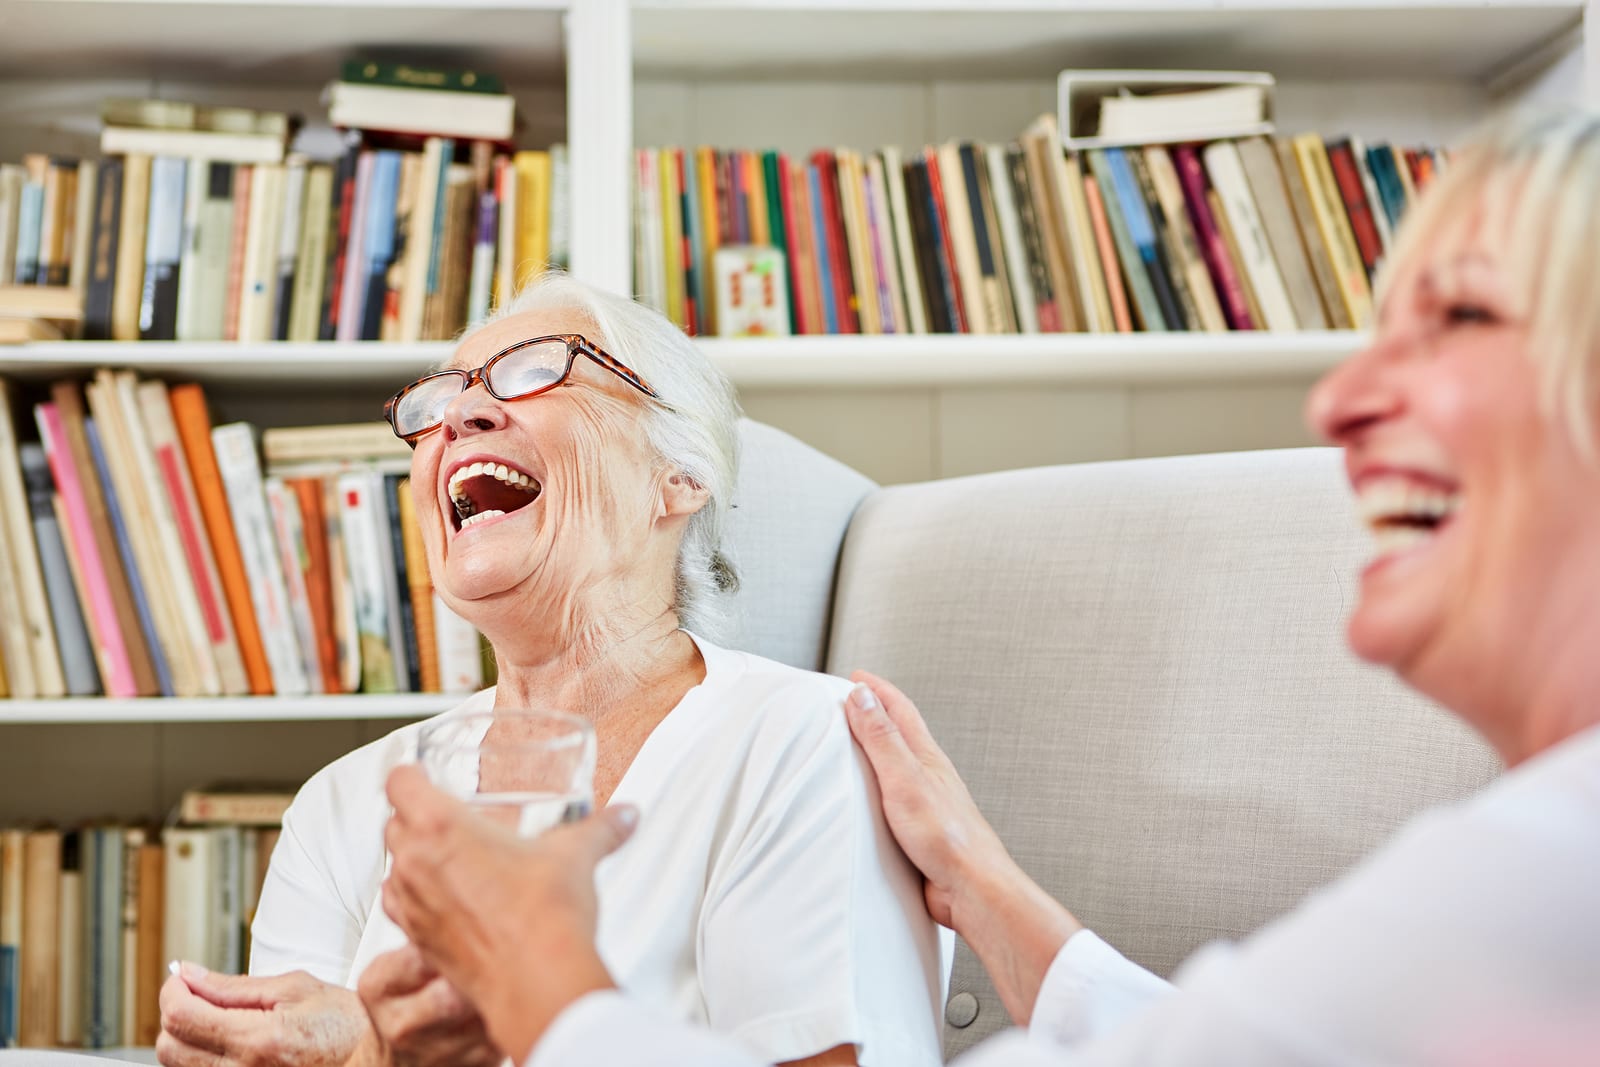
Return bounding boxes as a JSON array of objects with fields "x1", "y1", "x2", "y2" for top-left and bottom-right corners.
[
  {"x1": 696, "y1": 679, "x2": 944, "y2": 1065},
  {"x1": 248, "y1": 773, "x2": 375, "y2": 984},
  {"x1": 1028, "y1": 931, "x2": 1176, "y2": 1049}
]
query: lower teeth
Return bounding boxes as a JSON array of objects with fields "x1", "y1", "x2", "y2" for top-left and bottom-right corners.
[{"x1": 460, "y1": 509, "x2": 506, "y2": 529}]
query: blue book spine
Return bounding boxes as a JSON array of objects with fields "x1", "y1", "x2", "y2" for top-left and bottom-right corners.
[
  {"x1": 84, "y1": 418, "x2": 174, "y2": 697},
  {"x1": 807, "y1": 163, "x2": 838, "y2": 334},
  {"x1": 360, "y1": 151, "x2": 403, "y2": 339},
  {"x1": 1104, "y1": 148, "x2": 1181, "y2": 331},
  {"x1": 0, "y1": 945, "x2": 16, "y2": 1047},
  {"x1": 920, "y1": 160, "x2": 962, "y2": 333},
  {"x1": 1366, "y1": 145, "x2": 1408, "y2": 232},
  {"x1": 679, "y1": 150, "x2": 704, "y2": 335},
  {"x1": 21, "y1": 442, "x2": 101, "y2": 695}
]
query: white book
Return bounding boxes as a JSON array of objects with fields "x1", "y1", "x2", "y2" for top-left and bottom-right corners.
[
  {"x1": 210, "y1": 826, "x2": 243, "y2": 975},
  {"x1": 1034, "y1": 114, "x2": 1105, "y2": 332},
  {"x1": 56, "y1": 867, "x2": 83, "y2": 1046},
  {"x1": 936, "y1": 143, "x2": 990, "y2": 334},
  {"x1": 325, "y1": 82, "x2": 514, "y2": 143},
  {"x1": 1349, "y1": 136, "x2": 1393, "y2": 254},
  {"x1": 101, "y1": 125, "x2": 285, "y2": 164},
  {"x1": 114, "y1": 371, "x2": 223, "y2": 697},
  {"x1": 634, "y1": 150, "x2": 664, "y2": 316},
  {"x1": 237, "y1": 163, "x2": 285, "y2": 343},
  {"x1": 1203, "y1": 140, "x2": 1298, "y2": 332},
  {"x1": 880, "y1": 146, "x2": 927, "y2": 335},
  {"x1": 162, "y1": 828, "x2": 212, "y2": 970},
  {"x1": 262, "y1": 477, "x2": 324, "y2": 694},
  {"x1": 137, "y1": 380, "x2": 250, "y2": 696},
  {"x1": 985, "y1": 143, "x2": 1038, "y2": 335},
  {"x1": 1100, "y1": 84, "x2": 1268, "y2": 142},
  {"x1": 323, "y1": 477, "x2": 362, "y2": 694},
  {"x1": 496, "y1": 156, "x2": 519, "y2": 310},
  {"x1": 549, "y1": 143, "x2": 569, "y2": 269},
  {"x1": 288, "y1": 164, "x2": 334, "y2": 342},
  {"x1": 432, "y1": 593, "x2": 483, "y2": 695},
  {"x1": 211, "y1": 422, "x2": 309, "y2": 696}
]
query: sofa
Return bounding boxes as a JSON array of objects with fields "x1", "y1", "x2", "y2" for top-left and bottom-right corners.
[{"x1": 724, "y1": 420, "x2": 1499, "y2": 1059}]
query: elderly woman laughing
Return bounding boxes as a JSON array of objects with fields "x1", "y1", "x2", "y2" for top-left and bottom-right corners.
[{"x1": 155, "y1": 276, "x2": 943, "y2": 1067}]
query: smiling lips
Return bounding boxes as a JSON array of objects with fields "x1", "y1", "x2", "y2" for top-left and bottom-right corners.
[
  {"x1": 1355, "y1": 474, "x2": 1461, "y2": 559},
  {"x1": 447, "y1": 460, "x2": 542, "y2": 531}
]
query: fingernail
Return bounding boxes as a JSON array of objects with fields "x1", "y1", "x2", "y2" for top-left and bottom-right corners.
[
  {"x1": 613, "y1": 805, "x2": 639, "y2": 831},
  {"x1": 180, "y1": 961, "x2": 208, "y2": 980},
  {"x1": 849, "y1": 684, "x2": 879, "y2": 712},
  {"x1": 168, "y1": 960, "x2": 181, "y2": 978}
]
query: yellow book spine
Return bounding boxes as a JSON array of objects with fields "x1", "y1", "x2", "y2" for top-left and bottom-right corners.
[
  {"x1": 1293, "y1": 134, "x2": 1372, "y2": 329},
  {"x1": 513, "y1": 150, "x2": 551, "y2": 292},
  {"x1": 695, "y1": 147, "x2": 720, "y2": 333}
]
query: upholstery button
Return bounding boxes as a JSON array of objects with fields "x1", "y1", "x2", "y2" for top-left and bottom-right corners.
[{"x1": 945, "y1": 991, "x2": 979, "y2": 1028}]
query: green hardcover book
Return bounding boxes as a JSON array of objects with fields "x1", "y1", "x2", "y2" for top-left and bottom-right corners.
[
  {"x1": 340, "y1": 60, "x2": 505, "y2": 96},
  {"x1": 761, "y1": 150, "x2": 796, "y2": 334}
]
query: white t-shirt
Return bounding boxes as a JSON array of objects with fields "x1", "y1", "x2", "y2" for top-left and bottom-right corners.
[
  {"x1": 522, "y1": 721, "x2": 1600, "y2": 1067},
  {"x1": 250, "y1": 633, "x2": 944, "y2": 1066}
]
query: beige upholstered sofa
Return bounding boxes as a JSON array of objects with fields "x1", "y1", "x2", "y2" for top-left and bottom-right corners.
[{"x1": 725, "y1": 420, "x2": 1500, "y2": 1059}]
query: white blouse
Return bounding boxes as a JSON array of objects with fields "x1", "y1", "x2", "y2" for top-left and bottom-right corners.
[{"x1": 250, "y1": 633, "x2": 944, "y2": 1066}]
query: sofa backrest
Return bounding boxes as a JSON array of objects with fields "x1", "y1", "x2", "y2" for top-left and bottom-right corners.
[
  {"x1": 723, "y1": 419, "x2": 876, "y2": 671},
  {"x1": 826, "y1": 447, "x2": 1500, "y2": 1058}
]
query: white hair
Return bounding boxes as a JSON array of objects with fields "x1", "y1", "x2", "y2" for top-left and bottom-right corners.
[
  {"x1": 1379, "y1": 106, "x2": 1600, "y2": 459},
  {"x1": 462, "y1": 273, "x2": 743, "y2": 641}
]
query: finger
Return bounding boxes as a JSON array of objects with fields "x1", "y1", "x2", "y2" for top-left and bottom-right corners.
[
  {"x1": 850, "y1": 670, "x2": 944, "y2": 757},
  {"x1": 158, "y1": 974, "x2": 241, "y2": 1055},
  {"x1": 843, "y1": 681, "x2": 929, "y2": 785},
  {"x1": 572, "y1": 804, "x2": 639, "y2": 866},
  {"x1": 176, "y1": 962, "x2": 311, "y2": 1010},
  {"x1": 387, "y1": 764, "x2": 457, "y2": 831},
  {"x1": 157, "y1": 1029, "x2": 232, "y2": 1067},
  {"x1": 357, "y1": 945, "x2": 436, "y2": 1004}
]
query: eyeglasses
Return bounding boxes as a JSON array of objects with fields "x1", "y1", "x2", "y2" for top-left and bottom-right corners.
[{"x1": 384, "y1": 334, "x2": 661, "y2": 446}]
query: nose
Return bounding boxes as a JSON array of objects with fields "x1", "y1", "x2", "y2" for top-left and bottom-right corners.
[
  {"x1": 1305, "y1": 332, "x2": 1403, "y2": 446},
  {"x1": 441, "y1": 375, "x2": 510, "y2": 440}
]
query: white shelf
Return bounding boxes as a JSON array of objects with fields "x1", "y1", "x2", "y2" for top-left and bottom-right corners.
[
  {"x1": 1, "y1": 333, "x2": 1357, "y2": 390},
  {"x1": 700, "y1": 332, "x2": 1358, "y2": 387},
  {"x1": 633, "y1": 1, "x2": 1583, "y2": 81},
  {"x1": 0, "y1": 0, "x2": 569, "y2": 85},
  {"x1": 0, "y1": 692, "x2": 453, "y2": 725}
]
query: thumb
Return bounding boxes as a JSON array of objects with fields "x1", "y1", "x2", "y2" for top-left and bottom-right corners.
[
  {"x1": 174, "y1": 963, "x2": 308, "y2": 1009},
  {"x1": 844, "y1": 683, "x2": 924, "y2": 784}
]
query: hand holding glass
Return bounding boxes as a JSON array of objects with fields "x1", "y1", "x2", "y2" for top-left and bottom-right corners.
[{"x1": 417, "y1": 710, "x2": 596, "y2": 836}]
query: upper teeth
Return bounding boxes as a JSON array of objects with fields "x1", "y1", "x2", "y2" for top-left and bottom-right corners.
[
  {"x1": 1356, "y1": 479, "x2": 1460, "y2": 529},
  {"x1": 448, "y1": 460, "x2": 540, "y2": 521}
]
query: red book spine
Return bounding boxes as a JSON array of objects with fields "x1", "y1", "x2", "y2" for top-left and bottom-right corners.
[
  {"x1": 1326, "y1": 142, "x2": 1382, "y2": 278},
  {"x1": 1171, "y1": 145, "x2": 1253, "y2": 331},
  {"x1": 921, "y1": 148, "x2": 969, "y2": 333},
  {"x1": 674, "y1": 148, "x2": 697, "y2": 336},
  {"x1": 325, "y1": 163, "x2": 357, "y2": 337},
  {"x1": 810, "y1": 150, "x2": 859, "y2": 334}
]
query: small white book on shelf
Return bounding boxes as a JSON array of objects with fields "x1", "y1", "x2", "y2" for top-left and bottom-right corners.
[{"x1": 1059, "y1": 70, "x2": 1276, "y2": 150}]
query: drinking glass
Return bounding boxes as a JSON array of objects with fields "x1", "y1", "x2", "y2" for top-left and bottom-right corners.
[{"x1": 416, "y1": 709, "x2": 596, "y2": 836}]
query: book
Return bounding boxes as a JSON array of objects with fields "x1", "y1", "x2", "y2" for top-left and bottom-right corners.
[
  {"x1": 1141, "y1": 146, "x2": 1227, "y2": 332},
  {"x1": 1128, "y1": 148, "x2": 1203, "y2": 333},
  {"x1": 168, "y1": 386, "x2": 273, "y2": 696},
  {"x1": 984, "y1": 143, "x2": 1036, "y2": 334},
  {"x1": 936, "y1": 143, "x2": 989, "y2": 333},
  {"x1": 0, "y1": 830, "x2": 21, "y2": 1046},
  {"x1": 237, "y1": 163, "x2": 285, "y2": 343},
  {"x1": 1087, "y1": 149, "x2": 1171, "y2": 331},
  {"x1": 68, "y1": 161, "x2": 97, "y2": 296},
  {"x1": 1276, "y1": 137, "x2": 1350, "y2": 330},
  {"x1": 174, "y1": 161, "x2": 233, "y2": 342},
  {"x1": 359, "y1": 152, "x2": 402, "y2": 340},
  {"x1": 400, "y1": 138, "x2": 449, "y2": 342},
  {"x1": 1061, "y1": 70, "x2": 1275, "y2": 148},
  {"x1": 110, "y1": 156, "x2": 151, "y2": 342},
  {"x1": 263, "y1": 478, "x2": 324, "y2": 694},
  {"x1": 0, "y1": 165, "x2": 24, "y2": 287},
  {"x1": 326, "y1": 81, "x2": 515, "y2": 142},
  {"x1": 212, "y1": 422, "x2": 310, "y2": 697},
  {"x1": 1325, "y1": 138, "x2": 1386, "y2": 280},
  {"x1": 1170, "y1": 144, "x2": 1254, "y2": 331},
  {"x1": 179, "y1": 787, "x2": 296, "y2": 826},
  {"x1": 0, "y1": 380, "x2": 67, "y2": 698},
  {"x1": 1348, "y1": 136, "x2": 1393, "y2": 253},
  {"x1": 19, "y1": 830, "x2": 61, "y2": 1047},
  {"x1": 132, "y1": 839, "x2": 163, "y2": 1047},
  {"x1": 337, "y1": 471, "x2": 399, "y2": 693},
  {"x1": 880, "y1": 146, "x2": 927, "y2": 335},
  {"x1": 222, "y1": 165, "x2": 253, "y2": 342},
  {"x1": 1081, "y1": 172, "x2": 1132, "y2": 333},
  {"x1": 1234, "y1": 137, "x2": 1329, "y2": 331},
  {"x1": 56, "y1": 835, "x2": 81, "y2": 1047},
  {"x1": 284, "y1": 478, "x2": 340, "y2": 693},
  {"x1": 1017, "y1": 127, "x2": 1079, "y2": 332},
  {"x1": 341, "y1": 60, "x2": 505, "y2": 96},
  {"x1": 101, "y1": 124, "x2": 286, "y2": 164},
  {"x1": 1292, "y1": 133, "x2": 1373, "y2": 328},
  {"x1": 22, "y1": 442, "x2": 100, "y2": 696},
  {"x1": 1202, "y1": 141, "x2": 1297, "y2": 331},
  {"x1": 272, "y1": 159, "x2": 308, "y2": 341}
]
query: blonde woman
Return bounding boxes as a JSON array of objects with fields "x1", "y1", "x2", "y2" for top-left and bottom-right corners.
[{"x1": 380, "y1": 107, "x2": 1600, "y2": 1066}]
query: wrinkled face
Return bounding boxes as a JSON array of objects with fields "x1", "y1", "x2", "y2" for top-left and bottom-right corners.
[
  {"x1": 407, "y1": 310, "x2": 669, "y2": 626},
  {"x1": 1307, "y1": 224, "x2": 1600, "y2": 729}
]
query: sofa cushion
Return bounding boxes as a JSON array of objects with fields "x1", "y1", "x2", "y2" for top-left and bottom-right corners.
[
  {"x1": 723, "y1": 419, "x2": 876, "y2": 671},
  {"x1": 826, "y1": 447, "x2": 1499, "y2": 1058}
]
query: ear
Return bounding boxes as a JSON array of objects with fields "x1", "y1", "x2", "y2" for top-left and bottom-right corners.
[{"x1": 660, "y1": 471, "x2": 712, "y2": 521}]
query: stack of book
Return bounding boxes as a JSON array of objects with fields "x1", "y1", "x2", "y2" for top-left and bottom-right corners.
[
  {"x1": 0, "y1": 63, "x2": 566, "y2": 345},
  {"x1": 0, "y1": 375, "x2": 484, "y2": 701},
  {"x1": 635, "y1": 113, "x2": 1443, "y2": 337},
  {"x1": 0, "y1": 786, "x2": 294, "y2": 1049}
]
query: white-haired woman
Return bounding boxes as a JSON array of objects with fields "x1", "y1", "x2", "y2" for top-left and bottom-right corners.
[
  {"x1": 377, "y1": 107, "x2": 1600, "y2": 1066},
  {"x1": 155, "y1": 276, "x2": 944, "y2": 1067}
]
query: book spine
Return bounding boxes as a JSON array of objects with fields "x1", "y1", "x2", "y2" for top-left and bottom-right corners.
[
  {"x1": 921, "y1": 149, "x2": 967, "y2": 333},
  {"x1": 286, "y1": 477, "x2": 340, "y2": 693},
  {"x1": 337, "y1": 471, "x2": 397, "y2": 693},
  {"x1": 336, "y1": 151, "x2": 375, "y2": 342},
  {"x1": 395, "y1": 480, "x2": 440, "y2": 692},
  {"x1": 262, "y1": 478, "x2": 325, "y2": 694},
  {"x1": 804, "y1": 161, "x2": 838, "y2": 334},
  {"x1": 111, "y1": 156, "x2": 151, "y2": 342},
  {"x1": 382, "y1": 472, "x2": 419, "y2": 693},
  {"x1": 1080, "y1": 172, "x2": 1132, "y2": 333},
  {"x1": 1088, "y1": 150, "x2": 1167, "y2": 332},
  {"x1": 1202, "y1": 141, "x2": 1297, "y2": 331},
  {"x1": 272, "y1": 159, "x2": 308, "y2": 341},
  {"x1": 320, "y1": 139, "x2": 358, "y2": 341},
  {"x1": 21, "y1": 444, "x2": 99, "y2": 695},
  {"x1": 1294, "y1": 135, "x2": 1373, "y2": 328},
  {"x1": 816, "y1": 152, "x2": 860, "y2": 333},
  {"x1": 1143, "y1": 146, "x2": 1228, "y2": 333},
  {"x1": 1275, "y1": 137, "x2": 1351, "y2": 331},
  {"x1": 1129, "y1": 148, "x2": 1201, "y2": 333},
  {"x1": 881, "y1": 146, "x2": 927, "y2": 335},
  {"x1": 1233, "y1": 138, "x2": 1327, "y2": 331},
  {"x1": 222, "y1": 165, "x2": 253, "y2": 342},
  {"x1": 360, "y1": 152, "x2": 401, "y2": 341},
  {"x1": 0, "y1": 831, "x2": 21, "y2": 1047},
  {"x1": 82, "y1": 159, "x2": 123, "y2": 340},
  {"x1": 1326, "y1": 140, "x2": 1384, "y2": 279},
  {"x1": 1171, "y1": 144, "x2": 1254, "y2": 330},
  {"x1": 139, "y1": 157, "x2": 186, "y2": 340},
  {"x1": 19, "y1": 831, "x2": 61, "y2": 1047},
  {"x1": 55, "y1": 836, "x2": 81, "y2": 1047},
  {"x1": 432, "y1": 593, "x2": 483, "y2": 695}
]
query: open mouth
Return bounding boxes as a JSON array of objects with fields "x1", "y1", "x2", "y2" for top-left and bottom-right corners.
[
  {"x1": 447, "y1": 460, "x2": 542, "y2": 532},
  {"x1": 1356, "y1": 476, "x2": 1460, "y2": 559}
]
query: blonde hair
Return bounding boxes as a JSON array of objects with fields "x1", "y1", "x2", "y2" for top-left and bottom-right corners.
[
  {"x1": 459, "y1": 273, "x2": 743, "y2": 642},
  {"x1": 1377, "y1": 106, "x2": 1600, "y2": 457}
]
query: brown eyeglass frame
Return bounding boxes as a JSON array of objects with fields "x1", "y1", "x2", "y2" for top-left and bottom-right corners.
[{"x1": 383, "y1": 333, "x2": 662, "y2": 446}]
